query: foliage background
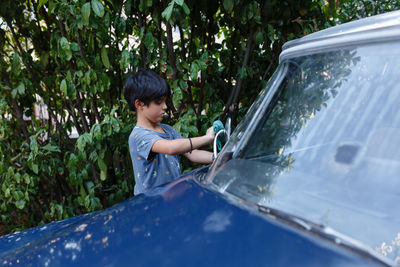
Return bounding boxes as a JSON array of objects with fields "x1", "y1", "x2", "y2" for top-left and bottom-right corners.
[{"x1": 0, "y1": 0, "x2": 399, "y2": 235}]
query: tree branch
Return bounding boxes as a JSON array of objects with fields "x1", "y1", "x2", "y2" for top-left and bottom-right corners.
[
  {"x1": 47, "y1": 106, "x2": 72, "y2": 144},
  {"x1": 178, "y1": 22, "x2": 187, "y2": 61},
  {"x1": 66, "y1": 100, "x2": 83, "y2": 135},
  {"x1": 226, "y1": 25, "x2": 238, "y2": 91},
  {"x1": 137, "y1": 12, "x2": 148, "y2": 67},
  {"x1": 257, "y1": 60, "x2": 274, "y2": 91},
  {"x1": 92, "y1": 100, "x2": 102, "y2": 123},
  {"x1": 3, "y1": 75, "x2": 31, "y2": 144},
  {"x1": 186, "y1": 83, "x2": 196, "y2": 112},
  {"x1": 76, "y1": 92, "x2": 90, "y2": 132},
  {"x1": 77, "y1": 34, "x2": 85, "y2": 58},
  {"x1": 224, "y1": 29, "x2": 255, "y2": 116},
  {"x1": 196, "y1": 71, "x2": 206, "y2": 130},
  {"x1": 166, "y1": 22, "x2": 178, "y2": 81}
]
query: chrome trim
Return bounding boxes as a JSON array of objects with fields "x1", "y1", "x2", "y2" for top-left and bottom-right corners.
[
  {"x1": 225, "y1": 117, "x2": 231, "y2": 138},
  {"x1": 213, "y1": 129, "x2": 228, "y2": 159}
]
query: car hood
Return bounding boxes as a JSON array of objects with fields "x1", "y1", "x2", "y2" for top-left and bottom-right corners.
[{"x1": 0, "y1": 170, "x2": 382, "y2": 266}]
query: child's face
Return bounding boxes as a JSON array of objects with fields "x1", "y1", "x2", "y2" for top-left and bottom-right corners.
[{"x1": 142, "y1": 97, "x2": 168, "y2": 124}]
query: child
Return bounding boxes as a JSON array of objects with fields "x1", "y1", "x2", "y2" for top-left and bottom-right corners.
[{"x1": 124, "y1": 69, "x2": 215, "y2": 195}]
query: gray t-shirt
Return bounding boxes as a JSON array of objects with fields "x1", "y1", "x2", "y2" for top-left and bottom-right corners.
[{"x1": 128, "y1": 123, "x2": 182, "y2": 195}]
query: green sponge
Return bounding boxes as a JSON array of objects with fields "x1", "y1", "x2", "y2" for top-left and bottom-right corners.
[
  {"x1": 213, "y1": 120, "x2": 224, "y2": 133},
  {"x1": 213, "y1": 120, "x2": 226, "y2": 151}
]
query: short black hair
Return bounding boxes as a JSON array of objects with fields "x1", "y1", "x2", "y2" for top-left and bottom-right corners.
[{"x1": 123, "y1": 69, "x2": 171, "y2": 111}]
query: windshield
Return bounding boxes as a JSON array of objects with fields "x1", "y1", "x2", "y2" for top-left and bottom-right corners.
[{"x1": 209, "y1": 41, "x2": 400, "y2": 263}]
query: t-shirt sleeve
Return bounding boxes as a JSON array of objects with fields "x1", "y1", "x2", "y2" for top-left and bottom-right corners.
[{"x1": 134, "y1": 129, "x2": 162, "y2": 160}]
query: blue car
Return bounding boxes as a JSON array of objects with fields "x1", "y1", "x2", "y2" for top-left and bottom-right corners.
[{"x1": 2, "y1": 10, "x2": 400, "y2": 266}]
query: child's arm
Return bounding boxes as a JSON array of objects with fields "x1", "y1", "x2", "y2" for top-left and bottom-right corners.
[
  {"x1": 184, "y1": 149, "x2": 213, "y2": 164},
  {"x1": 151, "y1": 127, "x2": 214, "y2": 156}
]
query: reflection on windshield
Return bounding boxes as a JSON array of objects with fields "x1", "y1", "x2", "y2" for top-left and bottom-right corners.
[{"x1": 211, "y1": 42, "x2": 400, "y2": 263}]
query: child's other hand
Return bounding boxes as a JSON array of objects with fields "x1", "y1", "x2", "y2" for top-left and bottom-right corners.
[{"x1": 206, "y1": 126, "x2": 215, "y2": 144}]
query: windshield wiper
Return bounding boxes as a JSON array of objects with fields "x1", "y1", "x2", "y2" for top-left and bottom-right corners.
[{"x1": 257, "y1": 205, "x2": 395, "y2": 266}]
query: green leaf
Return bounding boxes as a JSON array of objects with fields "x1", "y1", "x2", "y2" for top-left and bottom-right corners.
[
  {"x1": 253, "y1": 30, "x2": 264, "y2": 44},
  {"x1": 42, "y1": 144, "x2": 61, "y2": 153},
  {"x1": 197, "y1": 60, "x2": 207, "y2": 71},
  {"x1": 116, "y1": 17, "x2": 126, "y2": 33},
  {"x1": 24, "y1": 174, "x2": 31, "y2": 185},
  {"x1": 175, "y1": 0, "x2": 184, "y2": 6},
  {"x1": 84, "y1": 71, "x2": 91, "y2": 85},
  {"x1": 120, "y1": 50, "x2": 131, "y2": 70},
  {"x1": 1, "y1": 202, "x2": 6, "y2": 212},
  {"x1": 65, "y1": 49, "x2": 72, "y2": 61},
  {"x1": 85, "y1": 181, "x2": 94, "y2": 194},
  {"x1": 172, "y1": 87, "x2": 183, "y2": 107},
  {"x1": 48, "y1": 2, "x2": 58, "y2": 14},
  {"x1": 75, "y1": 70, "x2": 84, "y2": 78},
  {"x1": 91, "y1": 0, "x2": 104, "y2": 17},
  {"x1": 76, "y1": 133, "x2": 92, "y2": 151},
  {"x1": 81, "y1": 2, "x2": 91, "y2": 24},
  {"x1": 100, "y1": 73, "x2": 110, "y2": 92},
  {"x1": 179, "y1": 80, "x2": 188, "y2": 90},
  {"x1": 4, "y1": 188, "x2": 10, "y2": 198},
  {"x1": 188, "y1": 125, "x2": 198, "y2": 136},
  {"x1": 56, "y1": 204, "x2": 64, "y2": 220},
  {"x1": 60, "y1": 79, "x2": 67, "y2": 95},
  {"x1": 84, "y1": 195, "x2": 91, "y2": 209},
  {"x1": 98, "y1": 157, "x2": 107, "y2": 172},
  {"x1": 190, "y1": 61, "x2": 199, "y2": 80},
  {"x1": 80, "y1": 184, "x2": 87, "y2": 198},
  {"x1": 11, "y1": 89, "x2": 17, "y2": 98},
  {"x1": 89, "y1": 151, "x2": 99, "y2": 162},
  {"x1": 15, "y1": 173, "x2": 21, "y2": 184},
  {"x1": 15, "y1": 200, "x2": 26, "y2": 210},
  {"x1": 38, "y1": 52, "x2": 49, "y2": 68},
  {"x1": 12, "y1": 84, "x2": 24, "y2": 97},
  {"x1": 59, "y1": 37, "x2": 69, "y2": 50},
  {"x1": 11, "y1": 53, "x2": 21, "y2": 77},
  {"x1": 161, "y1": 1, "x2": 174, "y2": 21},
  {"x1": 182, "y1": 3, "x2": 190, "y2": 15},
  {"x1": 13, "y1": 191, "x2": 23, "y2": 201},
  {"x1": 70, "y1": 42, "x2": 80, "y2": 52},
  {"x1": 90, "y1": 197, "x2": 100, "y2": 210},
  {"x1": 223, "y1": 0, "x2": 234, "y2": 12},
  {"x1": 30, "y1": 139, "x2": 39, "y2": 154},
  {"x1": 101, "y1": 46, "x2": 110, "y2": 68},
  {"x1": 100, "y1": 170, "x2": 107, "y2": 181},
  {"x1": 143, "y1": 32, "x2": 154, "y2": 50},
  {"x1": 59, "y1": 37, "x2": 72, "y2": 61},
  {"x1": 104, "y1": 12, "x2": 111, "y2": 27},
  {"x1": 32, "y1": 163, "x2": 39, "y2": 174},
  {"x1": 90, "y1": 124, "x2": 102, "y2": 140},
  {"x1": 37, "y1": 0, "x2": 49, "y2": 11}
]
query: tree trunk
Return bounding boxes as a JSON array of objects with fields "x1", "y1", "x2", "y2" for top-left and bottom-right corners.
[
  {"x1": 166, "y1": 23, "x2": 178, "y2": 81},
  {"x1": 224, "y1": 29, "x2": 255, "y2": 116}
]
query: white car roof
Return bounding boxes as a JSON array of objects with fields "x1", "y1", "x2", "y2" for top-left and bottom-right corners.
[{"x1": 279, "y1": 10, "x2": 400, "y2": 62}]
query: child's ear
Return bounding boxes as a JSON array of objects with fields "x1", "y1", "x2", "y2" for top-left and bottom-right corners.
[{"x1": 135, "y1": 99, "x2": 144, "y2": 110}]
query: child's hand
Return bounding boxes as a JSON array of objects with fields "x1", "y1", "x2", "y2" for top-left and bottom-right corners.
[{"x1": 206, "y1": 126, "x2": 215, "y2": 144}]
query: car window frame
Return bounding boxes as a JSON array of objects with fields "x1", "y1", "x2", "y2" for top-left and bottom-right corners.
[{"x1": 232, "y1": 64, "x2": 289, "y2": 159}]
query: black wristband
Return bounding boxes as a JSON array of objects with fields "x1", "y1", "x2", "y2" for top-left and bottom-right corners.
[{"x1": 189, "y1": 137, "x2": 193, "y2": 153}]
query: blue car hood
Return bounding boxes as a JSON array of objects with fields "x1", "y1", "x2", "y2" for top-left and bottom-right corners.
[{"x1": 0, "y1": 170, "x2": 381, "y2": 266}]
